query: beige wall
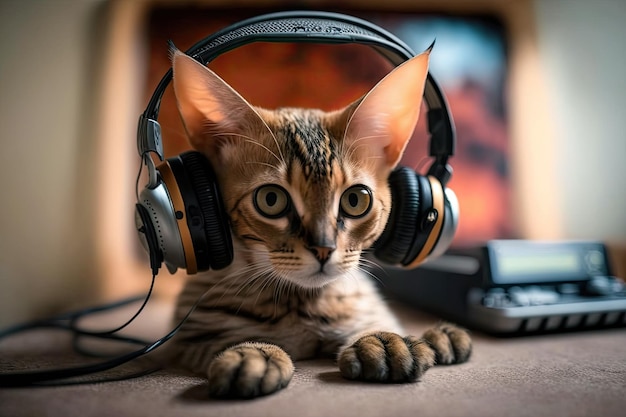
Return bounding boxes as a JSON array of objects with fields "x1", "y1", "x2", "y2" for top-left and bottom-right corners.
[
  {"x1": 533, "y1": 0, "x2": 626, "y2": 243},
  {"x1": 0, "y1": 0, "x2": 624, "y2": 327},
  {"x1": 0, "y1": 0, "x2": 107, "y2": 326}
]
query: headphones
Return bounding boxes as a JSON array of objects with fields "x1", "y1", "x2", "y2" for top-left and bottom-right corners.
[{"x1": 135, "y1": 10, "x2": 459, "y2": 276}]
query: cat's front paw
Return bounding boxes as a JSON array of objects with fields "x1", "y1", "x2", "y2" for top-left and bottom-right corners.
[
  {"x1": 207, "y1": 342, "x2": 294, "y2": 398},
  {"x1": 338, "y1": 332, "x2": 435, "y2": 383},
  {"x1": 421, "y1": 323, "x2": 472, "y2": 365}
]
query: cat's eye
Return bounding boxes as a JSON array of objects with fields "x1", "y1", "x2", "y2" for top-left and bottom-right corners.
[
  {"x1": 340, "y1": 185, "x2": 372, "y2": 219},
  {"x1": 254, "y1": 185, "x2": 290, "y2": 218}
]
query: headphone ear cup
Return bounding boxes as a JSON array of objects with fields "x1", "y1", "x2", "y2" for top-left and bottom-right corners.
[
  {"x1": 178, "y1": 151, "x2": 233, "y2": 270},
  {"x1": 374, "y1": 167, "x2": 421, "y2": 265}
]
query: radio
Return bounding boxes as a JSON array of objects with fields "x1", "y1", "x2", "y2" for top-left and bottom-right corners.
[{"x1": 380, "y1": 240, "x2": 626, "y2": 335}]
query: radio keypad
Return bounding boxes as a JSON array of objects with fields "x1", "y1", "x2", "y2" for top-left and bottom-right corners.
[{"x1": 482, "y1": 277, "x2": 625, "y2": 308}]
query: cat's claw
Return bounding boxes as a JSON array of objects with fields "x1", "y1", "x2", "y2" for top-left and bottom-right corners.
[
  {"x1": 207, "y1": 342, "x2": 294, "y2": 398},
  {"x1": 338, "y1": 332, "x2": 435, "y2": 382}
]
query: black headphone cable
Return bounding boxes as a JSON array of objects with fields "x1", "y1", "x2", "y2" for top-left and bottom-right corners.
[{"x1": 0, "y1": 273, "x2": 201, "y2": 388}]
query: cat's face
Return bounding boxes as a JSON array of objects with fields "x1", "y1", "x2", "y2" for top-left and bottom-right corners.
[
  {"x1": 206, "y1": 107, "x2": 394, "y2": 288},
  {"x1": 171, "y1": 48, "x2": 430, "y2": 289}
]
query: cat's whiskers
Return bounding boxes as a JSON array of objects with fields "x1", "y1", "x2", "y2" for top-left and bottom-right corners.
[
  {"x1": 242, "y1": 139, "x2": 283, "y2": 167},
  {"x1": 201, "y1": 261, "x2": 274, "y2": 309},
  {"x1": 343, "y1": 133, "x2": 386, "y2": 163},
  {"x1": 303, "y1": 283, "x2": 323, "y2": 299},
  {"x1": 347, "y1": 133, "x2": 386, "y2": 146},
  {"x1": 357, "y1": 264, "x2": 385, "y2": 287},
  {"x1": 255, "y1": 113, "x2": 286, "y2": 166},
  {"x1": 284, "y1": 279, "x2": 296, "y2": 304},
  {"x1": 226, "y1": 261, "x2": 287, "y2": 319},
  {"x1": 358, "y1": 248, "x2": 388, "y2": 271},
  {"x1": 212, "y1": 132, "x2": 284, "y2": 167},
  {"x1": 251, "y1": 271, "x2": 278, "y2": 306},
  {"x1": 272, "y1": 274, "x2": 290, "y2": 316},
  {"x1": 357, "y1": 256, "x2": 388, "y2": 287},
  {"x1": 358, "y1": 257, "x2": 383, "y2": 273},
  {"x1": 360, "y1": 254, "x2": 385, "y2": 269},
  {"x1": 260, "y1": 270, "x2": 290, "y2": 318},
  {"x1": 232, "y1": 254, "x2": 287, "y2": 297},
  {"x1": 231, "y1": 263, "x2": 273, "y2": 299},
  {"x1": 237, "y1": 266, "x2": 278, "y2": 315},
  {"x1": 241, "y1": 261, "x2": 278, "y2": 297},
  {"x1": 245, "y1": 161, "x2": 280, "y2": 171},
  {"x1": 226, "y1": 263, "x2": 275, "y2": 315}
]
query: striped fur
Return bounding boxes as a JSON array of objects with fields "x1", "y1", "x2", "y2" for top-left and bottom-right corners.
[{"x1": 166, "y1": 49, "x2": 471, "y2": 398}]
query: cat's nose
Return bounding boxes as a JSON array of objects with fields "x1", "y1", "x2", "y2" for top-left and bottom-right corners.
[{"x1": 307, "y1": 245, "x2": 335, "y2": 265}]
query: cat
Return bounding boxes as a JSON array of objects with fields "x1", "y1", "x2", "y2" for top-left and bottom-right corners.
[{"x1": 164, "y1": 46, "x2": 472, "y2": 398}]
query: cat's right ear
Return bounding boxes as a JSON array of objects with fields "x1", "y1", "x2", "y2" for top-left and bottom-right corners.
[
  {"x1": 171, "y1": 48, "x2": 268, "y2": 154},
  {"x1": 341, "y1": 47, "x2": 431, "y2": 174}
]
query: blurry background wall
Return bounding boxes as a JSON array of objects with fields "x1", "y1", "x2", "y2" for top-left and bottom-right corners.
[
  {"x1": 0, "y1": 0, "x2": 106, "y2": 326},
  {"x1": 532, "y1": 0, "x2": 626, "y2": 241},
  {"x1": 0, "y1": 0, "x2": 624, "y2": 327}
]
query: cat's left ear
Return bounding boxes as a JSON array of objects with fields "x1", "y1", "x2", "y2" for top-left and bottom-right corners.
[
  {"x1": 343, "y1": 47, "x2": 431, "y2": 172},
  {"x1": 170, "y1": 47, "x2": 269, "y2": 155}
]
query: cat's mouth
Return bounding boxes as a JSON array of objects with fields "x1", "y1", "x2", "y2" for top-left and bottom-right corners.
[
  {"x1": 275, "y1": 263, "x2": 340, "y2": 290},
  {"x1": 296, "y1": 253, "x2": 345, "y2": 288},
  {"x1": 298, "y1": 270, "x2": 337, "y2": 289},
  {"x1": 258, "y1": 243, "x2": 353, "y2": 289}
]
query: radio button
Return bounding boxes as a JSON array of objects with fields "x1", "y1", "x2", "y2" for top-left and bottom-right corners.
[
  {"x1": 610, "y1": 278, "x2": 624, "y2": 294},
  {"x1": 526, "y1": 286, "x2": 560, "y2": 305},
  {"x1": 584, "y1": 250, "x2": 605, "y2": 274},
  {"x1": 508, "y1": 286, "x2": 530, "y2": 306},
  {"x1": 483, "y1": 288, "x2": 509, "y2": 308},
  {"x1": 585, "y1": 276, "x2": 614, "y2": 296}
]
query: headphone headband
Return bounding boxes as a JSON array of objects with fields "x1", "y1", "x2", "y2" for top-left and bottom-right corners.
[{"x1": 137, "y1": 11, "x2": 455, "y2": 185}]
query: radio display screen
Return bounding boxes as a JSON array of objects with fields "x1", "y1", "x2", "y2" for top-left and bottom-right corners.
[
  {"x1": 497, "y1": 253, "x2": 581, "y2": 277},
  {"x1": 487, "y1": 240, "x2": 608, "y2": 284}
]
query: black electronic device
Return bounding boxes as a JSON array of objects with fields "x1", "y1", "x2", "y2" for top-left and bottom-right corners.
[{"x1": 380, "y1": 240, "x2": 626, "y2": 334}]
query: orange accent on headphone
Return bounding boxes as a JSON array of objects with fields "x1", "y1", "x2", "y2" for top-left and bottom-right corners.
[{"x1": 404, "y1": 176, "x2": 445, "y2": 268}]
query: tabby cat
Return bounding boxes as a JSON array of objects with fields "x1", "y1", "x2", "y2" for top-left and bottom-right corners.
[{"x1": 165, "y1": 47, "x2": 472, "y2": 398}]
